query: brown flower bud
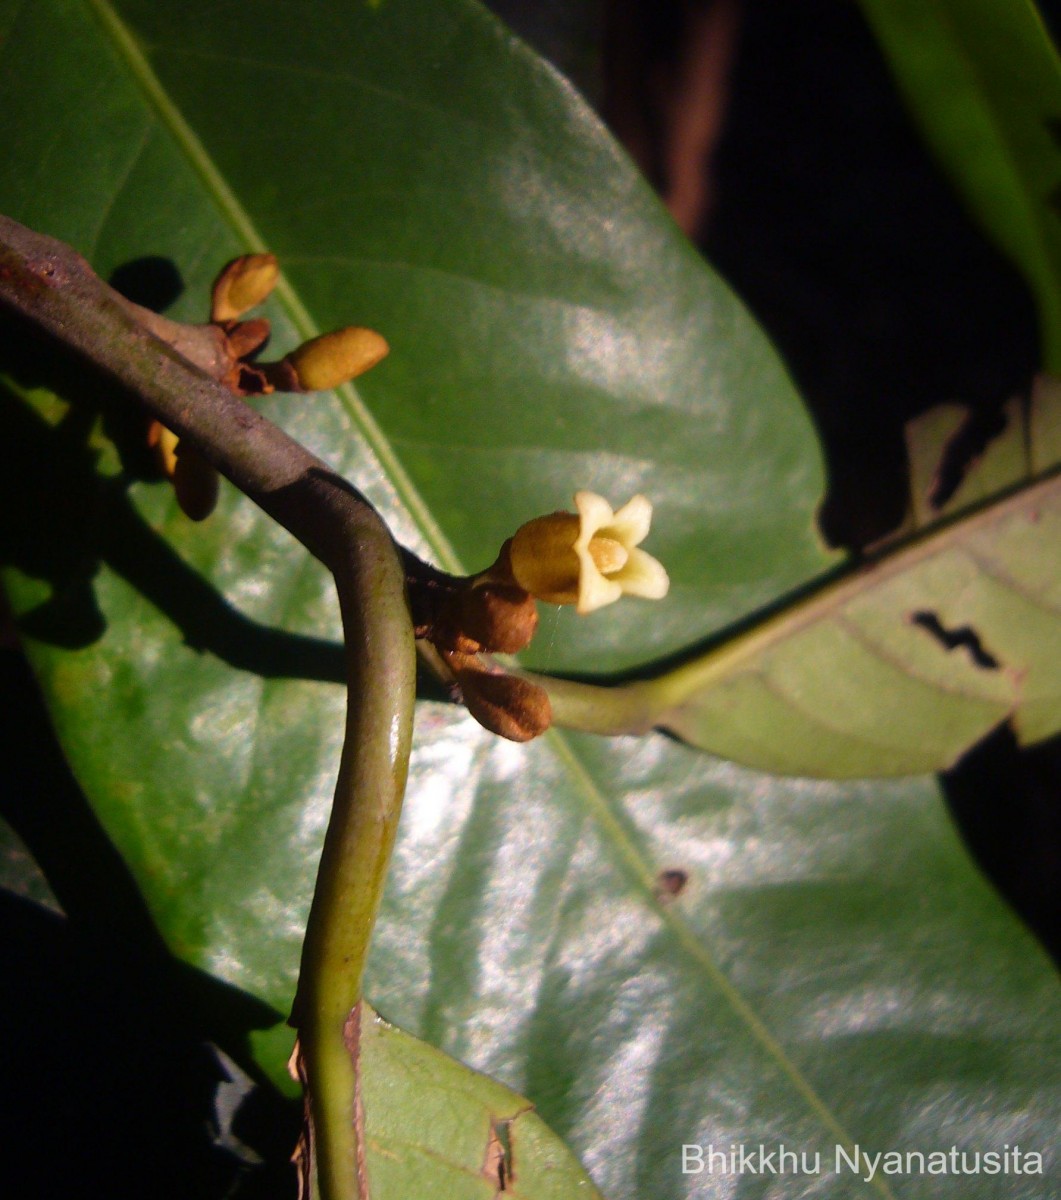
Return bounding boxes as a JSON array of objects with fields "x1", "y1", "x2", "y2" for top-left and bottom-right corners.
[
  {"x1": 172, "y1": 444, "x2": 220, "y2": 521},
  {"x1": 284, "y1": 327, "x2": 389, "y2": 391},
  {"x1": 224, "y1": 317, "x2": 271, "y2": 361},
  {"x1": 449, "y1": 657, "x2": 552, "y2": 742},
  {"x1": 211, "y1": 254, "x2": 279, "y2": 323},
  {"x1": 460, "y1": 583, "x2": 538, "y2": 654}
]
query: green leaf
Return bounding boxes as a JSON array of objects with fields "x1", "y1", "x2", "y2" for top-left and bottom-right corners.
[
  {"x1": 0, "y1": 0, "x2": 834, "y2": 674},
  {"x1": 1, "y1": 2, "x2": 1059, "y2": 1199},
  {"x1": 537, "y1": 381, "x2": 1061, "y2": 777},
  {"x1": 856, "y1": 0, "x2": 1061, "y2": 369},
  {"x1": 365, "y1": 723, "x2": 1061, "y2": 1200},
  {"x1": 357, "y1": 1004, "x2": 604, "y2": 1199}
]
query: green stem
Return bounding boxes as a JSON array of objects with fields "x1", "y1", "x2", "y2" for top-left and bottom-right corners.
[
  {"x1": 0, "y1": 213, "x2": 417, "y2": 1200},
  {"x1": 294, "y1": 547, "x2": 414, "y2": 1200},
  {"x1": 515, "y1": 669, "x2": 657, "y2": 736}
]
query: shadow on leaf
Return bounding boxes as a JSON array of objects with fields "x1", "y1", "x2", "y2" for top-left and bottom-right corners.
[{"x1": 0, "y1": 309, "x2": 349, "y2": 679}]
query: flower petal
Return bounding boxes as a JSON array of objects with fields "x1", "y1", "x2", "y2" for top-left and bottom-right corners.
[
  {"x1": 603, "y1": 494, "x2": 653, "y2": 547},
  {"x1": 573, "y1": 491, "x2": 616, "y2": 551},
  {"x1": 577, "y1": 570, "x2": 624, "y2": 615},
  {"x1": 613, "y1": 546, "x2": 670, "y2": 599}
]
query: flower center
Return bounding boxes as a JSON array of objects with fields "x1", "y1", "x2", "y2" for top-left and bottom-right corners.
[{"x1": 587, "y1": 535, "x2": 628, "y2": 576}]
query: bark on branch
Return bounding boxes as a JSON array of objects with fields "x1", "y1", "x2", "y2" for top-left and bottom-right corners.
[{"x1": 0, "y1": 212, "x2": 414, "y2": 1200}]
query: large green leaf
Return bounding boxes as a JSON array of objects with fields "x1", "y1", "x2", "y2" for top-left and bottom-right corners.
[
  {"x1": 535, "y1": 382, "x2": 1061, "y2": 777},
  {"x1": 1, "y1": 2, "x2": 1059, "y2": 1199},
  {"x1": 857, "y1": 0, "x2": 1061, "y2": 369},
  {"x1": 0, "y1": 0, "x2": 832, "y2": 674}
]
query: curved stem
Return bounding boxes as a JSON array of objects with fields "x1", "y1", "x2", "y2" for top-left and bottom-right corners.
[
  {"x1": 294, "y1": 546, "x2": 415, "y2": 1200},
  {"x1": 0, "y1": 213, "x2": 418, "y2": 1200}
]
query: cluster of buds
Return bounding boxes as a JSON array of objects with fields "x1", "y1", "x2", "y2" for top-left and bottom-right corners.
[
  {"x1": 151, "y1": 253, "x2": 388, "y2": 519},
  {"x1": 415, "y1": 491, "x2": 669, "y2": 742},
  {"x1": 149, "y1": 255, "x2": 672, "y2": 746}
]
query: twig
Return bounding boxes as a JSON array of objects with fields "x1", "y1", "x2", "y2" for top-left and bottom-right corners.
[{"x1": 0, "y1": 213, "x2": 415, "y2": 1199}]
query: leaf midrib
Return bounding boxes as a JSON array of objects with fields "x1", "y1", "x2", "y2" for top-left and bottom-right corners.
[
  {"x1": 85, "y1": 0, "x2": 465, "y2": 578},
  {"x1": 657, "y1": 471, "x2": 1059, "y2": 709},
  {"x1": 84, "y1": 2, "x2": 897, "y2": 1194}
]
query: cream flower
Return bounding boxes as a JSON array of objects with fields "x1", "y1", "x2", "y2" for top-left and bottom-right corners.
[{"x1": 508, "y1": 491, "x2": 669, "y2": 614}]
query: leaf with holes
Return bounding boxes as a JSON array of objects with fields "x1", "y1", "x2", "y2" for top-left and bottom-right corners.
[
  {"x1": 1, "y1": 2, "x2": 1059, "y2": 1199},
  {"x1": 537, "y1": 378, "x2": 1061, "y2": 776}
]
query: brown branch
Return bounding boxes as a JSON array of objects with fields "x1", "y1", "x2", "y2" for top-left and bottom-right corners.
[
  {"x1": 0, "y1": 213, "x2": 370, "y2": 567},
  {"x1": 0, "y1": 212, "x2": 415, "y2": 1200}
]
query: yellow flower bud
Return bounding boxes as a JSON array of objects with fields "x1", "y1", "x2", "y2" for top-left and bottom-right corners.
[
  {"x1": 147, "y1": 420, "x2": 219, "y2": 520},
  {"x1": 285, "y1": 327, "x2": 389, "y2": 391},
  {"x1": 509, "y1": 492, "x2": 669, "y2": 614},
  {"x1": 211, "y1": 254, "x2": 280, "y2": 322},
  {"x1": 148, "y1": 419, "x2": 180, "y2": 479}
]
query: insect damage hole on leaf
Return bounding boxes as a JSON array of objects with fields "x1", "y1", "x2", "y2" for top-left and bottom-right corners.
[
  {"x1": 910, "y1": 610, "x2": 1002, "y2": 670},
  {"x1": 482, "y1": 1115, "x2": 517, "y2": 1193},
  {"x1": 927, "y1": 405, "x2": 1010, "y2": 510},
  {"x1": 208, "y1": 1045, "x2": 264, "y2": 1165},
  {"x1": 654, "y1": 868, "x2": 689, "y2": 903}
]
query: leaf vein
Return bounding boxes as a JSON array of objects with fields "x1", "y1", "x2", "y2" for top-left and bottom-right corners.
[
  {"x1": 961, "y1": 545, "x2": 1061, "y2": 613},
  {"x1": 84, "y1": 0, "x2": 465, "y2": 576},
  {"x1": 834, "y1": 611, "x2": 1013, "y2": 704},
  {"x1": 545, "y1": 730, "x2": 900, "y2": 1200},
  {"x1": 87, "y1": 121, "x2": 154, "y2": 260},
  {"x1": 150, "y1": 44, "x2": 491, "y2": 136}
]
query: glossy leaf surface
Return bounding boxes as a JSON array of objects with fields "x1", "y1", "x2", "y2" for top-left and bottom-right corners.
[
  {"x1": 1, "y1": 2, "x2": 1059, "y2": 1199},
  {"x1": 538, "y1": 385, "x2": 1061, "y2": 776}
]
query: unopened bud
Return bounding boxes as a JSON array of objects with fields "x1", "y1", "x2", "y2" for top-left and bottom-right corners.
[
  {"x1": 148, "y1": 419, "x2": 220, "y2": 520},
  {"x1": 450, "y1": 658, "x2": 552, "y2": 742},
  {"x1": 460, "y1": 583, "x2": 538, "y2": 654},
  {"x1": 172, "y1": 444, "x2": 220, "y2": 521},
  {"x1": 148, "y1": 419, "x2": 180, "y2": 478},
  {"x1": 211, "y1": 254, "x2": 280, "y2": 323},
  {"x1": 285, "y1": 327, "x2": 389, "y2": 391},
  {"x1": 225, "y1": 317, "x2": 271, "y2": 360}
]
